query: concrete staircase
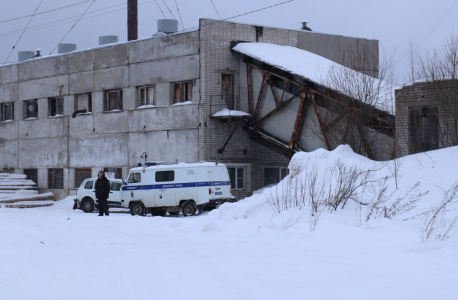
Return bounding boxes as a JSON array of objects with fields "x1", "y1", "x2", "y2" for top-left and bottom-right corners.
[{"x1": 0, "y1": 173, "x2": 54, "y2": 208}]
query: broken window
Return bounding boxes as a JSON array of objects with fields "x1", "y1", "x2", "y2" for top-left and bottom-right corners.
[
  {"x1": 173, "y1": 81, "x2": 193, "y2": 104},
  {"x1": 75, "y1": 93, "x2": 92, "y2": 113},
  {"x1": 1, "y1": 102, "x2": 14, "y2": 121},
  {"x1": 48, "y1": 169, "x2": 64, "y2": 189},
  {"x1": 228, "y1": 167, "x2": 245, "y2": 190},
  {"x1": 104, "y1": 89, "x2": 123, "y2": 111},
  {"x1": 104, "y1": 167, "x2": 122, "y2": 180},
  {"x1": 264, "y1": 167, "x2": 289, "y2": 186},
  {"x1": 409, "y1": 106, "x2": 439, "y2": 154},
  {"x1": 24, "y1": 169, "x2": 38, "y2": 185},
  {"x1": 137, "y1": 86, "x2": 155, "y2": 107},
  {"x1": 75, "y1": 168, "x2": 92, "y2": 188},
  {"x1": 24, "y1": 100, "x2": 38, "y2": 119},
  {"x1": 49, "y1": 97, "x2": 64, "y2": 117},
  {"x1": 221, "y1": 74, "x2": 234, "y2": 110}
]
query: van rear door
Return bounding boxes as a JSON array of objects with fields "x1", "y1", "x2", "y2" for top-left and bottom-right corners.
[{"x1": 209, "y1": 167, "x2": 223, "y2": 198}]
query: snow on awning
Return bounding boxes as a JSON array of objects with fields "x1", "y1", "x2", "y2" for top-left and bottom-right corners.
[{"x1": 211, "y1": 109, "x2": 251, "y2": 119}]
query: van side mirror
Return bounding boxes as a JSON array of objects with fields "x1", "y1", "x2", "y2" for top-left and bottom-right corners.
[{"x1": 122, "y1": 179, "x2": 127, "y2": 185}]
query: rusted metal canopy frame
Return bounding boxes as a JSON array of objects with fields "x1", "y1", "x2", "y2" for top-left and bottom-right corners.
[
  {"x1": 246, "y1": 64, "x2": 253, "y2": 115},
  {"x1": 289, "y1": 91, "x2": 310, "y2": 151},
  {"x1": 246, "y1": 62, "x2": 394, "y2": 135},
  {"x1": 218, "y1": 120, "x2": 243, "y2": 153},
  {"x1": 244, "y1": 126, "x2": 296, "y2": 157}
]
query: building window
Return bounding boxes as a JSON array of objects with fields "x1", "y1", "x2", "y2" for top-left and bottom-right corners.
[
  {"x1": 221, "y1": 74, "x2": 234, "y2": 110},
  {"x1": 228, "y1": 167, "x2": 245, "y2": 190},
  {"x1": 409, "y1": 106, "x2": 439, "y2": 154},
  {"x1": 1, "y1": 102, "x2": 14, "y2": 121},
  {"x1": 155, "y1": 170, "x2": 174, "y2": 182},
  {"x1": 137, "y1": 86, "x2": 155, "y2": 107},
  {"x1": 264, "y1": 167, "x2": 289, "y2": 186},
  {"x1": 24, "y1": 169, "x2": 38, "y2": 185},
  {"x1": 49, "y1": 97, "x2": 64, "y2": 117},
  {"x1": 24, "y1": 100, "x2": 38, "y2": 119},
  {"x1": 75, "y1": 168, "x2": 92, "y2": 188},
  {"x1": 173, "y1": 81, "x2": 193, "y2": 103},
  {"x1": 75, "y1": 93, "x2": 92, "y2": 113},
  {"x1": 48, "y1": 169, "x2": 64, "y2": 189},
  {"x1": 104, "y1": 89, "x2": 123, "y2": 111},
  {"x1": 104, "y1": 167, "x2": 122, "y2": 179}
]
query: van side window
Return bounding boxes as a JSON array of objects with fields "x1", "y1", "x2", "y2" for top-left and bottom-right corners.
[
  {"x1": 156, "y1": 171, "x2": 174, "y2": 182},
  {"x1": 128, "y1": 173, "x2": 141, "y2": 183},
  {"x1": 84, "y1": 181, "x2": 94, "y2": 189},
  {"x1": 111, "y1": 182, "x2": 122, "y2": 191}
]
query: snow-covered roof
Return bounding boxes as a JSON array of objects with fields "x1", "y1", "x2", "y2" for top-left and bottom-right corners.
[{"x1": 232, "y1": 43, "x2": 396, "y2": 114}]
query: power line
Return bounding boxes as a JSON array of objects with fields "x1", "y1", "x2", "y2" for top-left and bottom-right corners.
[
  {"x1": 49, "y1": 0, "x2": 96, "y2": 55},
  {"x1": 183, "y1": 0, "x2": 294, "y2": 31},
  {"x1": 4, "y1": 0, "x2": 45, "y2": 64},
  {"x1": 160, "y1": 0, "x2": 184, "y2": 30},
  {"x1": 396, "y1": 0, "x2": 458, "y2": 64},
  {"x1": 174, "y1": 0, "x2": 185, "y2": 29},
  {"x1": 154, "y1": 0, "x2": 167, "y2": 19},
  {"x1": 0, "y1": 0, "x2": 95, "y2": 25},
  {"x1": 0, "y1": 1, "x2": 155, "y2": 39},
  {"x1": 210, "y1": 0, "x2": 221, "y2": 20}
]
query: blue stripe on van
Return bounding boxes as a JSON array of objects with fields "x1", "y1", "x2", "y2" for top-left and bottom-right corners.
[{"x1": 122, "y1": 181, "x2": 231, "y2": 191}]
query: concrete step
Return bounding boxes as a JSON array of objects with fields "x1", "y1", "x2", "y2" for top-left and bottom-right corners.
[
  {"x1": 0, "y1": 186, "x2": 37, "y2": 190},
  {"x1": 3, "y1": 201, "x2": 54, "y2": 208},
  {"x1": 0, "y1": 194, "x2": 54, "y2": 203}
]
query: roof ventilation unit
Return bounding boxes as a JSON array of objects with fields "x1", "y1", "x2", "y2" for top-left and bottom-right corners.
[
  {"x1": 99, "y1": 35, "x2": 119, "y2": 46},
  {"x1": 58, "y1": 43, "x2": 77, "y2": 54},
  {"x1": 157, "y1": 19, "x2": 178, "y2": 35},
  {"x1": 18, "y1": 51, "x2": 34, "y2": 62},
  {"x1": 301, "y1": 21, "x2": 312, "y2": 31}
]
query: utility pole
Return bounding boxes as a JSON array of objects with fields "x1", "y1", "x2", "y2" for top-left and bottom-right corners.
[{"x1": 128, "y1": 0, "x2": 138, "y2": 41}]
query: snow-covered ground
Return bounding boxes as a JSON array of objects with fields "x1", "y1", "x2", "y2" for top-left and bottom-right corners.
[{"x1": 1, "y1": 146, "x2": 457, "y2": 300}]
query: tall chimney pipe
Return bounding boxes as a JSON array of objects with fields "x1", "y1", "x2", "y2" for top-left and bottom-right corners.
[{"x1": 128, "y1": 0, "x2": 138, "y2": 41}]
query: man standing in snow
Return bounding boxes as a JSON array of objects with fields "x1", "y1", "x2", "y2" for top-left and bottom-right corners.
[{"x1": 95, "y1": 171, "x2": 110, "y2": 216}]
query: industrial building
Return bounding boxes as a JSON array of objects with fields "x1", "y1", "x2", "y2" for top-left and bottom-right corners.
[{"x1": 0, "y1": 17, "x2": 394, "y2": 200}]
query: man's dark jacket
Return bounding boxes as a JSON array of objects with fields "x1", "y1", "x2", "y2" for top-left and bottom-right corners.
[{"x1": 95, "y1": 176, "x2": 110, "y2": 200}]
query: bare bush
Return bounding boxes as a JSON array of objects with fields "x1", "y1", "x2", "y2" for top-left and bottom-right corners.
[{"x1": 422, "y1": 181, "x2": 458, "y2": 241}]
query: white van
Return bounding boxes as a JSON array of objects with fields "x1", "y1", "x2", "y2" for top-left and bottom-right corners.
[
  {"x1": 121, "y1": 162, "x2": 235, "y2": 216},
  {"x1": 74, "y1": 178, "x2": 123, "y2": 213}
]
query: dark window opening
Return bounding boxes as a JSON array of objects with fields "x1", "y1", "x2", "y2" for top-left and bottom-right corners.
[
  {"x1": 1, "y1": 102, "x2": 14, "y2": 121},
  {"x1": 409, "y1": 106, "x2": 439, "y2": 154},
  {"x1": 104, "y1": 89, "x2": 123, "y2": 111},
  {"x1": 228, "y1": 167, "x2": 245, "y2": 190},
  {"x1": 221, "y1": 74, "x2": 234, "y2": 110},
  {"x1": 24, "y1": 100, "x2": 38, "y2": 119},
  {"x1": 173, "y1": 81, "x2": 193, "y2": 104},
  {"x1": 264, "y1": 167, "x2": 289, "y2": 186},
  {"x1": 155, "y1": 170, "x2": 174, "y2": 182},
  {"x1": 49, "y1": 97, "x2": 64, "y2": 117},
  {"x1": 75, "y1": 168, "x2": 92, "y2": 188},
  {"x1": 24, "y1": 169, "x2": 38, "y2": 185},
  {"x1": 104, "y1": 168, "x2": 122, "y2": 180},
  {"x1": 137, "y1": 86, "x2": 155, "y2": 107},
  {"x1": 75, "y1": 93, "x2": 92, "y2": 112},
  {"x1": 48, "y1": 169, "x2": 64, "y2": 189}
]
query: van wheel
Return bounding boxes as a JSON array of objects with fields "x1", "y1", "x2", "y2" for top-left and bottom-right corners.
[
  {"x1": 82, "y1": 198, "x2": 94, "y2": 213},
  {"x1": 182, "y1": 201, "x2": 197, "y2": 216},
  {"x1": 130, "y1": 202, "x2": 146, "y2": 216}
]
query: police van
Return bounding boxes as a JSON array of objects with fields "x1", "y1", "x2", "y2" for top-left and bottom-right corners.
[{"x1": 121, "y1": 162, "x2": 236, "y2": 216}]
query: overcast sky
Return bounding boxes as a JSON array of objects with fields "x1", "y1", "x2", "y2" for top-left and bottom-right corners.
[{"x1": 0, "y1": 0, "x2": 457, "y2": 84}]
